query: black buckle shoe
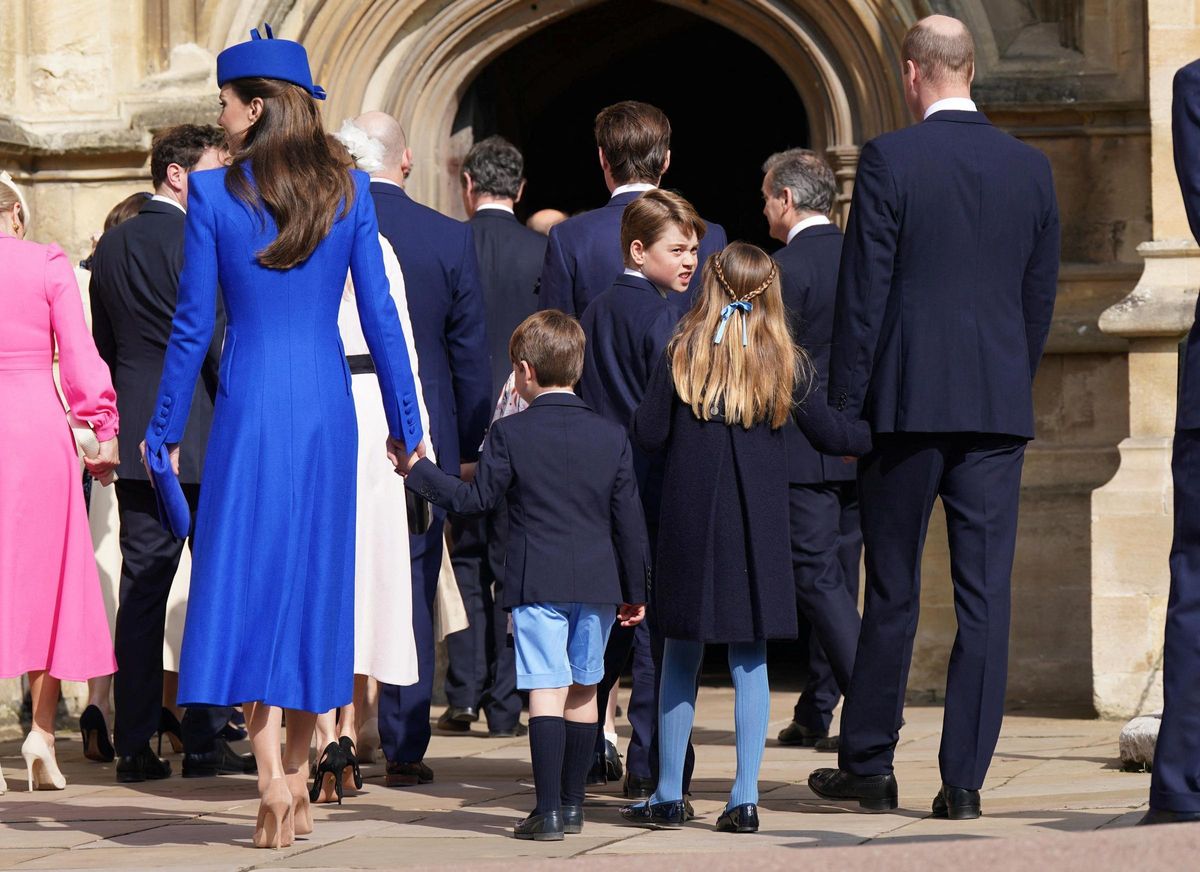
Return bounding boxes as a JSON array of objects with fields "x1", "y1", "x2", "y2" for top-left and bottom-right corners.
[
  {"x1": 777, "y1": 721, "x2": 828, "y2": 747},
  {"x1": 715, "y1": 802, "x2": 760, "y2": 833},
  {"x1": 561, "y1": 804, "x2": 584, "y2": 834},
  {"x1": 182, "y1": 738, "x2": 257, "y2": 778},
  {"x1": 619, "y1": 799, "x2": 686, "y2": 829},
  {"x1": 932, "y1": 784, "x2": 981, "y2": 820},
  {"x1": 623, "y1": 772, "x2": 653, "y2": 798},
  {"x1": 514, "y1": 810, "x2": 564, "y2": 840},
  {"x1": 116, "y1": 744, "x2": 172, "y2": 783},
  {"x1": 808, "y1": 768, "x2": 899, "y2": 812}
]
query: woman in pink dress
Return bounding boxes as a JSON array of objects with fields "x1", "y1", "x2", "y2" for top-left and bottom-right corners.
[{"x1": 0, "y1": 174, "x2": 119, "y2": 794}]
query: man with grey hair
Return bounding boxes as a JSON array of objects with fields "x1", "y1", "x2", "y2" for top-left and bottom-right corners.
[
  {"x1": 349, "y1": 110, "x2": 492, "y2": 786},
  {"x1": 760, "y1": 148, "x2": 863, "y2": 756},
  {"x1": 438, "y1": 135, "x2": 544, "y2": 739}
]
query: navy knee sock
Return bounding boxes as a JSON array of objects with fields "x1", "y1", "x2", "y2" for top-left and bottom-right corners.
[
  {"x1": 561, "y1": 720, "x2": 598, "y2": 807},
  {"x1": 528, "y1": 716, "x2": 566, "y2": 816},
  {"x1": 728, "y1": 641, "x2": 770, "y2": 809}
]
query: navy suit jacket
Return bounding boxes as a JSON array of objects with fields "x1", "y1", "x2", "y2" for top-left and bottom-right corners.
[
  {"x1": 537, "y1": 189, "x2": 728, "y2": 317},
  {"x1": 776, "y1": 223, "x2": 855, "y2": 484},
  {"x1": 829, "y1": 110, "x2": 1060, "y2": 439},
  {"x1": 1174, "y1": 61, "x2": 1200, "y2": 430},
  {"x1": 469, "y1": 208, "x2": 545, "y2": 398},
  {"x1": 89, "y1": 199, "x2": 224, "y2": 483},
  {"x1": 406, "y1": 392, "x2": 650, "y2": 609},
  {"x1": 371, "y1": 181, "x2": 492, "y2": 471},
  {"x1": 579, "y1": 273, "x2": 681, "y2": 518}
]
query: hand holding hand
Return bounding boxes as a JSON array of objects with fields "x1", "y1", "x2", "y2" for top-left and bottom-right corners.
[
  {"x1": 618, "y1": 603, "x2": 646, "y2": 627},
  {"x1": 84, "y1": 436, "x2": 119, "y2": 478}
]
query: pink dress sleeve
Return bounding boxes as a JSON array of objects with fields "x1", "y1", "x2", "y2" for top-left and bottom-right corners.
[{"x1": 46, "y1": 244, "x2": 119, "y2": 442}]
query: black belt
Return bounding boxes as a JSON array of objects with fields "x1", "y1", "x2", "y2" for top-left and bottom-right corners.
[{"x1": 347, "y1": 354, "x2": 375, "y2": 374}]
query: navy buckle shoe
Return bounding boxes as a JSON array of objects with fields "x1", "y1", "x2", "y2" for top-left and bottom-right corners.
[
  {"x1": 715, "y1": 802, "x2": 759, "y2": 833},
  {"x1": 619, "y1": 799, "x2": 686, "y2": 829},
  {"x1": 514, "y1": 809, "x2": 565, "y2": 841}
]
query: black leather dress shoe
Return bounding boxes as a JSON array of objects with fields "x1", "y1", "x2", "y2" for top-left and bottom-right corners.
[
  {"x1": 808, "y1": 768, "x2": 899, "y2": 812},
  {"x1": 932, "y1": 784, "x2": 981, "y2": 820},
  {"x1": 182, "y1": 738, "x2": 258, "y2": 778},
  {"x1": 116, "y1": 744, "x2": 172, "y2": 783},
  {"x1": 1138, "y1": 808, "x2": 1200, "y2": 825},
  {"x1": 514, "y1": 810, "x2": 564, "y2": 840},
  {"x1": 437, "y1": 706, "x2": 477, "y2": 732},
  {"x1": 562, "y1": 804, "x2": 584, "y2": 834},
  {"x1": 623, "y1": 772, "x2": 653, "y2": 799},
  {"x1": 777, "y1": 721, "x2": 828, "y2": 747},
  {"x1": 815, "y1": 735, "x2": 840, "y2": 752},
  {"x1": 603, "y1": 739, "x2": 624, "y2": 781},
  {"x1": 386, "y1": 759, "x2": 434, "y2": 787},
  {"x1": 619, "y1": 799, "x2": 686, "y2": 829},
  {"x1": 715, "y1": 802, "x2": 760, "y2": 833},
  {"x1": 488, "y1": 722, "x2": 528, "y2": 738}
]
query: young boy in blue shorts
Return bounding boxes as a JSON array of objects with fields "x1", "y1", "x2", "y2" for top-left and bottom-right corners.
[{"x1": 402, "y1": 310, "x2": 649, "y2": 840}]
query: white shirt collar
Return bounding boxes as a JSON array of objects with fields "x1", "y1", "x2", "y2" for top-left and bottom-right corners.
[
  {"x1": 623, "y1": 267, "x2": 667, "y2": 298},
  {"x1": 538, "y1": 388, "x2": 577, "y2": 397},
  {"x1": 151, "y1": 194, "x2": 186, "y2": 214},
  {"x1": 786, "y1": 214, "x2": 832, "y2": 244},
  {"x1": 924, "y1": 97, "x2": 978, "y2": 119},
  {"x1": 611, "y1": 182, "x2": 657, "y2": 198},
  {"x1": 370, "y1": 176, "x2": 405, "y2": 190},
  {"x1": 475, "y1": 202, "x2": 514, "y2": 214}
]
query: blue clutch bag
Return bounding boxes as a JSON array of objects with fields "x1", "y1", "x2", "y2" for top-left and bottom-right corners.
[{"x1": 146, "y1": 442, "x2": 191, "y2": 538}]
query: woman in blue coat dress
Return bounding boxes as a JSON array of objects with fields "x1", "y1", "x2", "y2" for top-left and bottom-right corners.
[{"x1": 142, "y1": 28, "x2": 423, "y2": 848}]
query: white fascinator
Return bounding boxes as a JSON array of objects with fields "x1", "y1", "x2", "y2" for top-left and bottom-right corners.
[
  {"x1": 0, "y1": 170, "x2": 31, "y2": 224},
  {"x1": 335, "y1": 119, "x2": 386, "y2": 173}
]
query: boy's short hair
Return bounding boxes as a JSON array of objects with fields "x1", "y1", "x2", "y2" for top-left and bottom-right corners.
[
  {"x1": 150, "y1": 124, "x2": 225, "y2": 188},
  {"x1": 509, "y1": 310, "x2": 586, "y2": 387},
  {"x1": 594, "y1": 101, "x2": 671, "y2": 186},
  {"x1": 619, "y1": 189, "x2": 706, "y2": 268}
]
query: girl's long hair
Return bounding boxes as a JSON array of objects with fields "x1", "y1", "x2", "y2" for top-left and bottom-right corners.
[
  {"x1": 668, "y1": 242, "x2": 812, "y2": 429},
  {"x1": 224, "y1": 77, "x2": 355, "y2": 269}
]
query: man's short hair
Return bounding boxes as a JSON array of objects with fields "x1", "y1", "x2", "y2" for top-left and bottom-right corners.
[
  {"x1": 594, "y1": 101, "x2": 671, "y2": 186},
  {"x1": 620, "y1": 189, "x2": 706, "y2": 269},
  {"x1": 902, "y1": 17, "x2": 975, "y2": 85},
  {"x1": 762, "y1": 149, "x2": 837, "y2": 215},
  {"x1": 509, "y1": 310, "x2": 585, "y2": 387},
  {"x1": 461, "y1": 136, "x2": 524, "y2": 199},
  {"x1": 150, "y1": 124, "x2": 226, "y2": 188}
]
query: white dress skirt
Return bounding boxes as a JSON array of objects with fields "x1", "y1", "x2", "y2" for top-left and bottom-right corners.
[{"x1": 337, "y1": 234, "x2": 432, "y2": 686}]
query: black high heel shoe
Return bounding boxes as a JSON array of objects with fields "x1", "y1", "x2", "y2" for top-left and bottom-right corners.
[
  {"x1": 157, "y1": 707, "x2": 183, "y2": 756},
  {"x1": 309, "y1": 741, "x2": 349, "y2": 805},
  {"x1": 79, "y1": 705, "x2": 115, "y2": 763},
  {"x1": 340, "y1": 736, "x2": 363, "y2": 790}
]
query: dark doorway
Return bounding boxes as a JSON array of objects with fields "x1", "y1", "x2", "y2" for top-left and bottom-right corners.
[{"x1": 456, "y1": 0, "x2": 811, "y2": 250}]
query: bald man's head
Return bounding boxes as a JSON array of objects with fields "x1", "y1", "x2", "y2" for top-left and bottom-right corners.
[
  {"x1": 352, "y1": 111, "x2": 410, "y2": 178},
  {"x1": 902, "y1": 14, "x2": 974, "y2": 86}
]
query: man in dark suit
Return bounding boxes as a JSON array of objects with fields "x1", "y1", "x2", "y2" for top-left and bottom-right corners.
[
  {"x1": 436, "y1": 136, "x2": 544, "y2": 737},
  {"x1": 349, "y1": 111, "x2": 492, "y2": 786},
  {"x1": 90, "y1": 125, "x2": 252, "y2": 782},
  {"x1": 537, "y1": 100, "x2": 727, "y2": 317},
  {"x1": 809, "y1": 16, "x2": 1059, "y2": 819},
  {"x1": 761, "y1": 149, "x2": 863, "y2": 752},
  {"x1": 1142, "y1": 59, "x2": 1200, "y2": 826}
]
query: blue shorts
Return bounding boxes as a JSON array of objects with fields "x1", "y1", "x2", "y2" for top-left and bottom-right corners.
[{"x1": 511, "y1": 602, "x2": 617, "y2": 690}]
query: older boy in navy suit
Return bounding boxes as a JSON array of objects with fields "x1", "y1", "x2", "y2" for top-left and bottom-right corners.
[
  {"x1": 404, "y1": 311, "x2": 649, "y2": 840},
  {"x1": 811, "y1": 16, "x2": 1059, "y2": 819},
  {"x1": 537, "y1": 100, "x2": 727, "y2": 316},
  {"x1": 761, "y1": 149, "x2": 863, "y2": 752}
]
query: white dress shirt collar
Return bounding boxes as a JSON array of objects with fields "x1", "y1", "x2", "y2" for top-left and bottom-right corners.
[
  {"x1": 924, "y1": 97, "x2": 978, "y2": 119},
  {"x1": 370, "y1": 176, "x2": 405, "y2": 190},
  {"x1": 475, "y1": 202, "x2": 515, "y2": 214},
  {"x1": 151, "y1": 194, "x2": 186, "y2": 214},
  {"x1": 786, "y1": 214, "x2": 832, "y2": 244},
  {"x1": 611, "y1": 182, "x2": 657, "y2": 198},
  {"x1": 624, "y1": 267, "x2": 667, "y2": 298}
]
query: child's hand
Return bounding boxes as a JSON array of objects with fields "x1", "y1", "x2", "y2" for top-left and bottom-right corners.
[{"x1": 618, "y1": 603, "x2": 646, "y2": 627}]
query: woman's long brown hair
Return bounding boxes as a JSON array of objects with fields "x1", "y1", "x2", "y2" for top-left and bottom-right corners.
[
  {"x1": 224, "y1": 77, "x2": 355, "y2": 269},
  {"x1": 668, "y1": 242, "x2": 813, "y2": 429}
]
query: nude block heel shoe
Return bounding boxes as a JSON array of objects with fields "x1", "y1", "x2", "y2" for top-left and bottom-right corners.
[
  {"x1": 22, "y1": 732, "x2": 66, "y2": 791},
  {"x1": 253, "y1": 777, "x2": 294, "y2": 849}
]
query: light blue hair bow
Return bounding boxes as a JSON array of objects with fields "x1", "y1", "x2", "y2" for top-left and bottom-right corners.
[{"x1": 713, "y1": 301, "x2": 753, "y2": 346}]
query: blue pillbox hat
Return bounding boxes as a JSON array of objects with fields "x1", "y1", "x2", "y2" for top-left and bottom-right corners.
[{"x1": 216, "y1": 23, "x2": 326, "y2": 100}]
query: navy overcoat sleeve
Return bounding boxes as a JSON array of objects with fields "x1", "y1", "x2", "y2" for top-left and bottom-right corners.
[
  {"x1": 610, "y1": 438, "x2": 650, "y2": 605},
  {"x1": 1175, "y1": 60, "x2": 1200, "y2": 244},
  {"x1": 828, "y1": 140, "x2": 900, "y2": 417},
  {"x1": 630, "y1": 353, "x2": 676, "y2": 455},
  {"x1": 445, "y1": 226, "x2": 492, "y2": 461},
  {"x1": 537, "y1": 225, "x2": 574, "y2": 314},
  {"x1": 793, "y1": 385, "x2": 872, "y2": 457},
  {"x1": 406, "y1": 419, "x2": 514, "y2": 517}
]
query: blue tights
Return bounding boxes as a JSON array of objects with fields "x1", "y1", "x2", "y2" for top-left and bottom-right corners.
[{"x1": 651, "y1": 639, "x2": 769, "y2": 810}]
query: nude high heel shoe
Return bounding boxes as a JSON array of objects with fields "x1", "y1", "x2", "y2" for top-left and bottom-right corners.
[
  {"x1": 286, "y1": 770, "x2": 313, "y2": 836},
  {"x1": 253, "y1": 777, "x2": 294, "y2": 849},
  {"x1": 1, "y1": 764, "x2": 7, "y2": 794},
  {"x1": 22, "y1": 732, "x2": 66, "y2": 791}
]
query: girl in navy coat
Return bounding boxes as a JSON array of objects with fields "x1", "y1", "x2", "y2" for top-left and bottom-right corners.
[{"x1": 620, "y1": 242, "x2": 871, "y2": 833}]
